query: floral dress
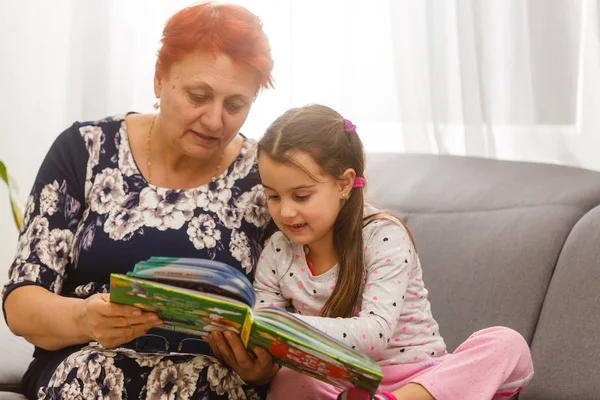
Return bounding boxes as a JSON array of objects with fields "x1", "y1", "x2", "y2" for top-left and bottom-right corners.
[{"x1": 2, "y1": 114, "x2": 271, "y2": 400}]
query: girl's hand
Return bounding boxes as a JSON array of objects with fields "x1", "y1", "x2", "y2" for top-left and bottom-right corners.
[
  {"x1": 207, "y1": 330, "x2": 280, "y2": 386},
  {"x1": 81, "y1": 293, "x2": 162, "y2": 348}
]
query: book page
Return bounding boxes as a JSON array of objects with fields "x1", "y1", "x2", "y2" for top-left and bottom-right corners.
[
  {"x1": 130, "y1": 257, "x2": 255, "y2": 306},
  {"x1": 110, "y1": 274, "x2": 252, "y2": 341},
  {"x1": 249, "y1": 308, "x2": 382, "y2": 394}
]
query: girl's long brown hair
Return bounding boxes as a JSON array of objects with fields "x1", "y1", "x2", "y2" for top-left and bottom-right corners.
[{"x1": 257, "y1": 104, "x2": 367, "y2": 318}]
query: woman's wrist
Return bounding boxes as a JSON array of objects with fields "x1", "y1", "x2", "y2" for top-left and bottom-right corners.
[
  {"x1": 249, "y1": 364, "x2": 281, "y2": 387},
  {"x1": 61, "y1": 296, "x2": 94, "y2": 346}
]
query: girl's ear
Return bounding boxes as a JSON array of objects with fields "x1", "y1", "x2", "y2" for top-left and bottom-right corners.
[{"x1": 339, "y1": 168, "x2": 356, "y2": 198}]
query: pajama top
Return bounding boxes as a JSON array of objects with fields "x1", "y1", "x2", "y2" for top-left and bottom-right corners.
[{"x1": 254, "y1": 205, "x2": 447, "y2": 365}]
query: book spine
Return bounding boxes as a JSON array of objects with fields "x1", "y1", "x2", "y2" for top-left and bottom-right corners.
[{"x1": 241, "y1": 311, "x2": 252, "y2": 347}]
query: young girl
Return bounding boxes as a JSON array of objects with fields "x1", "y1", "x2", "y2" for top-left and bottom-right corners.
[{"x1": 253, "y1": 104, "x2": 534, "y2": 400}]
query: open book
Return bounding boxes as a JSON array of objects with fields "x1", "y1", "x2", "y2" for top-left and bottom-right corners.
[{"x1": 109, "y1": 257, "x2": 382, "y2": 393}]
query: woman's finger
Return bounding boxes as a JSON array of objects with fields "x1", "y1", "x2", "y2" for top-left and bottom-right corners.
[
  {"x1": 212, "y1": 331, "x2": 238, "y2": 366},
  {"x1": 206, "y1": 334, "x2": 226, "y2": 363},
  {"x1": 91, "y1": 293, "x2": 143, "y2": 318},
  {"x1": 107, "y1": 313, "x2": 160, "y2": 328},
  {"x1": 93, "y1": 320, "x2": 157, "y2": 348},
  {"x1": 114, "y1": 321, "x2": 158, "y2": 341},
  {"x1": 223, "y1": 331, "x2": 254, "y2": 369},
  {"x1": 252, "y1": 346, "x2": 275, "y2": 370}
]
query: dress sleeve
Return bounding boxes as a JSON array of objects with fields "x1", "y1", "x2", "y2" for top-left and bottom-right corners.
[
  {"x1": 2, "y1": 123, "x2": 89, "y2": 310},
  {"x1": 253, "y1": 234, "x2": 290, "y2": 309},
  {"x1": 296, "y1": 219, "x2": 414, "y2": 356}
]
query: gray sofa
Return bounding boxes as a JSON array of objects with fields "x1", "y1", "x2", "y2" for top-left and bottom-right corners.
[{"x1": 2, "y1": 153, "x2": 600, "y2": 399}]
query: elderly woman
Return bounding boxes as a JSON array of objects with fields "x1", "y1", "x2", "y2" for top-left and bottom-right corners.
[{"x1": 3, "y1": 2, "x2": 277, "y2": 399}]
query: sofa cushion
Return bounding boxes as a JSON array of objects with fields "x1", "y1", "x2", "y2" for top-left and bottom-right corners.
[
  {"x1": 366, "y1": 153, "x2": 600, "y2": 212},
  {"x1": 521, "y1": 205, "x2": 600, "y2": 400},
  {"x1": 389, "y1": 206, "x2": 581, "y2": 351},
  {"x1": 365, "y1": 153, "x2": 600, "y2": 400}
]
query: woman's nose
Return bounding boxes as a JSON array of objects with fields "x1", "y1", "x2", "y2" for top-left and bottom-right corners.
[{"x1": 200, "y1": 102, "x2": 224, "y2": 133}]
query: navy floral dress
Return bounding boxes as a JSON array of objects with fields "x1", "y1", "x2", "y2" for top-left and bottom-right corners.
[{"x1": 1, "y1": 114, "x2": 271, "y2": 400}]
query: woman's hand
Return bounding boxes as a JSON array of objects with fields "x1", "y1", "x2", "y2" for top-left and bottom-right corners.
[
  {"x1": 81, "y1": 293, "x2": 162, "y2": 348},
  {"x1": 207, "y1": 331, "x2": 280, "y2": 386}
]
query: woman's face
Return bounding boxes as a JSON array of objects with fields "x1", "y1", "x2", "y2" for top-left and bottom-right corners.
[{"x1": 154, "y1": 52, "x2": 259, "y2": 160}]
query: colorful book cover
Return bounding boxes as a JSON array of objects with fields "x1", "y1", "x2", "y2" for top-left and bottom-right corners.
[{"x1": 109, "y1": 257, "x2": 383, "y2": 394}]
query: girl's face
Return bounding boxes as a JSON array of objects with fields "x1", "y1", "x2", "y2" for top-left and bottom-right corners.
[{"x1": 258, "y1": 152, "x2": 352, "y2": 249}]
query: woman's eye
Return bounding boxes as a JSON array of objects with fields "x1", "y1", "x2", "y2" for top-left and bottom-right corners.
[
  {"x1": 295, "y1": 195, "x2": 310, "y2": 202},
  {"x1": 226, "y1": 102, "x2": 244, "y2": 112},
  {"x1": 267, "y1": 194, "x2": 280, "y2": 201},
  {"x1": 191, "y1": 94, "x2": 208, "y2": 103}
]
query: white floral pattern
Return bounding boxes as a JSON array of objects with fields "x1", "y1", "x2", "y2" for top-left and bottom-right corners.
[
  {"x1": 40, "y1": 181, "x2": 60, "y2": 216},
  {"x1": 9, "y1": 263, "x2": 40, "y2": 285},
  {"x1": 80, "y1": 125, "x2": 104, "y2": 199},
  {"x1": 187, "y1": 214, "x2": 222, "y2": 250},
  {"x1": 104, "y1": 207, "x2": 145, "y2": 240},
  {"x1": 21, "y1": 194, "x2": 36, "y2": 231},
  {"x1": 117, "y1": 125, "x2": 139, "y2": 176},
  {"x1": 237, "y1": 185, "x2": 270, "y2": 228},
  {"x1": 230, "y1": 144, "x2": 256, "y2": 181},
  {"x1": 14, "y1": 231, "x2": 33, "y2": 266},
  {"x1": 122, "y1": 348, "x2": 166, "y2": 368},
  {"x1": 140, "y1": 187, "x2": 197, "y2": 231},
  {"x1": 27, "y1": 215, "x2": 50, "y2": 242},
  {"x1": 59, "y1": 379, "x2": 84, "y2": 400},
  {"x1": 146, "y1": 359, "x2": 201, "y2": 400},
  {"x1": 217, "y1": 206, "x2": 244, "y2": 230},
  {"x1": 196, "y1": 182, "x2": 232, "y2": 213},
  {"x1": 13, "y1": 216, "x2": 49, "y2": 267},
  {"x1": 90, "y1": 168, "x2": 126, "y2": 215},
  {"x1": 205, "y1": 356, "x2": 249, "y2": 399},
  {"x1": 39, "y1": 344, "x2": 259, "y2": 400},
  {"x1": 3, "y1": 116, "x2": 269, "y2": 399},
  {"x1": 37, "y1": 228, "x2": 74, "y2": 274},
  {"x1": 230, "y1": 230, "x2": 253, "y2": 274}
]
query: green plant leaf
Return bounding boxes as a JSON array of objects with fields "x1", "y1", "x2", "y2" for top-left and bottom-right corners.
[
  {"x1": 0, "y1": 160, "x2": 24, "y2": 230},
  {"x1": 0, "y1": 161, "x2": 8, "y2": 184}
]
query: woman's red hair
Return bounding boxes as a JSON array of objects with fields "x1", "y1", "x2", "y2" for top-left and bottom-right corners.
[{"x1": 157, "y1": 2, "x2": 274, "y2": 91}]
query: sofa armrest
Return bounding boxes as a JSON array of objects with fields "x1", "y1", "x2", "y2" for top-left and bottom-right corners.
[{"x1": 0, "y1": 319, "x2": 32, "y2": 393}]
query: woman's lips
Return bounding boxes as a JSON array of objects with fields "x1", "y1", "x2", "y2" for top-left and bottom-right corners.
[{"x1": 190, "y1": 130, "x2": 218, "y2": 145}]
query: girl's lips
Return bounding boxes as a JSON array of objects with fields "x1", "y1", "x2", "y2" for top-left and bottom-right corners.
[{"x1": 285, "y1": 223, "x2": 307, "y2": 233}]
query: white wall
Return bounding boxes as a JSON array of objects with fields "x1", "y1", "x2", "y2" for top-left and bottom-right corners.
[
  {"x1": 4, "y1": 0, "x2": 600, "y2": 283},
  {"x1": 0, "y1": 0, "x2": 400, "y2": 277},
  {"x1": 0, "y1": 1, "x2": 75, "y2": 282}
]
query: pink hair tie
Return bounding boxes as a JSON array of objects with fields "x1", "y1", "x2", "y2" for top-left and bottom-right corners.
[
  {"x1": 343, "y1": 118, "x2": 356, "y2": 133},
  {"x1": 353, "y1": 177, "x2": 366, "y2": 188}
]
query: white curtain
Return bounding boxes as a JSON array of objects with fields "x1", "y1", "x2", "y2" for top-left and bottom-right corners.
[{"x1": 1, "y1": 0, "x2": 600, "y2": 269}]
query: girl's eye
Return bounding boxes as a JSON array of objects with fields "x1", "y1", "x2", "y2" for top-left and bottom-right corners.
[
  {"x1": 267, "y1": 194, "x2": 280, "y2": 201},
  {"x1": 295, "y1": 195, "x2": 310, "y2": 202}
]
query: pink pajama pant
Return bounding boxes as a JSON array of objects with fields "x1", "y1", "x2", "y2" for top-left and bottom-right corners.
[{"x1": 268, "y1": 327, "x2": 534, "y2": 400}]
